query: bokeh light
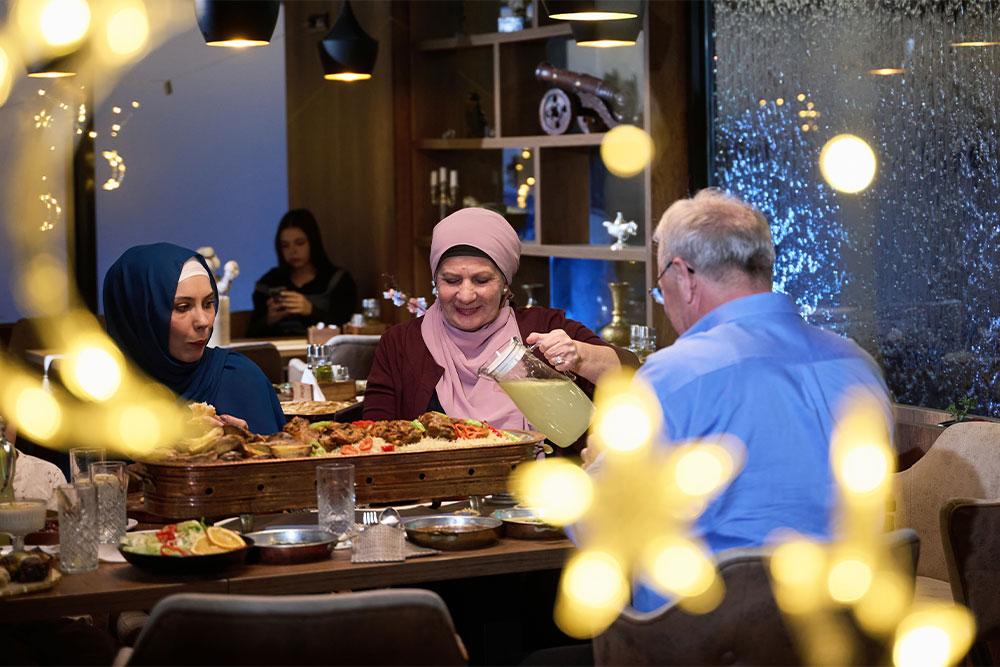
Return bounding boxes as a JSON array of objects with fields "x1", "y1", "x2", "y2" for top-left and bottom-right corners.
[
  {"x1": 16, "y1": 253, "x2": 68, "y2": 316},
  {"x1": 769, "y1": 536, "x2": 827, "y2": 614},
  {"x1": 675, "y1": 446, "x2": 729, "y2": 496},
  {"x1": 595, "y1": 401, "x2": 652, "y2": 452},
  {"x1": 113, "y1": 404, "x2": 160, "y2": 454},
  {"x1": 839, "y1": 443, "x2": 890, "y2": 494},
  {"x1": 854, "y1": 570, "x2": 911, "y2": 634},
  {"x1": 645, "y1": 537, "x2": 715, "y2": 597},
  {"x1": 0, "y1": 44, "x2": 11, "y2": 107},
  {"x1": 600, "y1": 125, "x2": 653, "y2": 178},
  {"x1": 892, "y1": 605, "x2": 975, "y2": 667},
  {"x1": 68, "y1": 344, "x2": 123, "y2": 401},
  {"x1": 556, "y1": 550, "x2": 630, "y2": 638},
  {"x1": 106, "y1": 4, "x2": 149, "y2": 56},
  {"x1": 820, "y1": 134, "x2": 877, "y2": 193},
  {"x1": 827, "y1": 556, "x2": 873, "y2": 603},
  {"x1": 510, "y1": 457, "x2": 593, "y2": 525},
  {"x1": 14, "y1": 385, "x2": 62, "y2": 441},
  {"x1": 40, "y1": 0, "x2": 91, "y2": 46}
]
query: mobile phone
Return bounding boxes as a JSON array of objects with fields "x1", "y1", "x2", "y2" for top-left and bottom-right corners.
[{"x1": 268, "y1": 287, "x2": 285, "y2": 299}]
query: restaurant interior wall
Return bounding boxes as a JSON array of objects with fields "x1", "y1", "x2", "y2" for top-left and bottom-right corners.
[
  {"x1": 283, "y1": 0, "x2": 397, "y2": 318},
  {"x1": 0, "y1": 2, "x2": 289, "y2": 324},
  {"x1": 710, "y1": 0, "x2": 1000, "y2": 416}
]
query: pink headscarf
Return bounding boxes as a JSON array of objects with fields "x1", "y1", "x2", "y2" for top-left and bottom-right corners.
[{"x1": 421, "y1": 208, "x2": 528, "y2": 429}]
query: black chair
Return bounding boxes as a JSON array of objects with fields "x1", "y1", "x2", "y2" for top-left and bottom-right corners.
[
  {"x1": 114, "y1": 589, "x2": 468, "y2": 666},
  {"x1": 227, "y1": 342, "x2": 284, "y2": 384}
]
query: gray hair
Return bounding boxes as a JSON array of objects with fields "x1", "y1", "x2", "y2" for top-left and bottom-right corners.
[{"x1": 654, "y1": 189, "x2": 774, "y2": 286}]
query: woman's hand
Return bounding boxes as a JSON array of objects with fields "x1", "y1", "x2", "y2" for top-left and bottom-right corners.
[
  {"x1": 214, "y1": 414, "x2": 249, "y2": 431},
  {"x1": 525, "y1": 329, "x2": 580, "y2": 373},
  {"x1": 265, "y1": 296, "x2": 286, "y2": 326},
  {"x1": 278, "y1": 291, "x2": 313, "y2": 316}
]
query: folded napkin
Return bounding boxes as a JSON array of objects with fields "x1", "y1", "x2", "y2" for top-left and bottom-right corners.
[{"x1": 351, "y1": 525, "x2": 439, "y2": 563}]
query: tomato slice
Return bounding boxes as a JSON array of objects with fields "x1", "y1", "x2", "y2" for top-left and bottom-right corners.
[
  {"x1": 359, "y1": 437, "x2": 373, "y2": 452},
  {"x1": 352, "y1": 420, "x2": 373, "y2": 428},
  {"x1": 161, "y1": 544, "x2": 188, "y2": 557},
  {"x1": 341, "y1": 444, "x2": 359, "y2": 455},
  {"x1": 380, "y1": 444, "x2": 395, "y2": 452}
]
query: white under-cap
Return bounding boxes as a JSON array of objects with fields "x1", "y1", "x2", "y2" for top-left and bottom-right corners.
[{"x1": 178, "y1": 257, "x2": 211, "y2": 284}]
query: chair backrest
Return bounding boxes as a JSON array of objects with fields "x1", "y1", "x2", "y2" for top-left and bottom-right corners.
[
  {"x1": 941, "y1": 498, "x2": 1000, "y2": 658},
  {"x1": 124, "y1": 589, "x2": 468, "y2": 666},
  {"x1": 229, "y1": 309, "x2": 252, "y2": 339},
  {"x1": 892, "y1": 422, "x2": 1000, "y2": 580},
  {"x1": 592, "y1": 529, "x2": 919, "y2": 666},
  {"x1": 226, "y1": 342, "x2": 284, "y2": 384},
  {"x1": 326, "y1": 334, "x2": 381, "y2": 380}
]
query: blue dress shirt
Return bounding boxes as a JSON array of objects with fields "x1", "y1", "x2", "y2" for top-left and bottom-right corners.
[{"x1": 630, "y1": 292, "x2": 891, "y2": 612}]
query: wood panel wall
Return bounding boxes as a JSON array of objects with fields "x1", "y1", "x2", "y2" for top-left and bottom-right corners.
[{"x1": 284, "y1": 1, "x2": 401, "y2": 321}]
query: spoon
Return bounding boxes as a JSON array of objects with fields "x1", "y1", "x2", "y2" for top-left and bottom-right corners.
[{"x1": 379, "y1": 507, "x2": 402, "y2": 529}]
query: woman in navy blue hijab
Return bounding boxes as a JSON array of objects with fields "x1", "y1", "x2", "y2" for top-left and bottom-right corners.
[{"x1": 103, "y1": 243, "x2": 285, "y2": 435}]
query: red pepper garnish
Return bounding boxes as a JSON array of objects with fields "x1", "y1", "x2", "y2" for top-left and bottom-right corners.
[
  {"x1": 454, "y1": 423, "x2": 489, "y2": 439},
  {"x1": 352, "y1": 420, "x2": 373, "y2": 428},
  {"x1": 160, "y1": 544, "x2": 188, "y2": 557},
  {"x1": 359, "y1": 437, "x2": 373, "y2": 452},
  {"x1": 380, "y1": 444, "x2": 395, "y2": 452},
  {"x1": 341, "y1": 444, "x2": 359, "y2": 455}
]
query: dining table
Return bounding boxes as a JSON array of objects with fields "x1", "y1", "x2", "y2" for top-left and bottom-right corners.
[{"x1": 0, "y1": 507, "x2": 574, "y2": 623}]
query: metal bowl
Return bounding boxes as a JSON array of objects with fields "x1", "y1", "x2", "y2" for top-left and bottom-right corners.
[
  {"x1": 404, "y1": 515, "x2": 502, "y2": 550},
  {"x1": 491, "y1": 508, "x2": 565, "y2": 540},
  {"x1": 245, "y1": 528, "x2": 338, "y2": 565}
]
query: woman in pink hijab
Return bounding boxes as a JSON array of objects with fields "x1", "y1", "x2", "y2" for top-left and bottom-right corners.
[{"x1": 363, "y1": 208, "x2": 635, "y2": 446}]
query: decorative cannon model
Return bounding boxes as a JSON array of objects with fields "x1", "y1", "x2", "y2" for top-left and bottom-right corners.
[{"x1": 535, "y1": 62, "x2": 639, "y2": 135}]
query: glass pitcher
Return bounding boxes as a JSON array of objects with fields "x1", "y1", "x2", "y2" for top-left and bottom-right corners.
[
  {"x1": 0, "y1": 416, "x2": 15, "y2": 503},
  {"x1": 478, "y1": 338, "x2": 595, "y2": 448}
]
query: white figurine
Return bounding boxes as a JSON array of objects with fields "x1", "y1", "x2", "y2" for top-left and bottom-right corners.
[
  {"x1": 603, "y1": 212, "x2": 637, "y2": 251},
  {"x1": 216, "y1": 260, "x2": 240, "y2": 295},
  {"x1": 196, "y1": 246, "x2": 221, "y2": 273}
]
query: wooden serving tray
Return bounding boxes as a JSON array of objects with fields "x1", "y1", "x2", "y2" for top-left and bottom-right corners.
[{"x1": 134, "y1": 432, "x2": 544, "y2": 520}]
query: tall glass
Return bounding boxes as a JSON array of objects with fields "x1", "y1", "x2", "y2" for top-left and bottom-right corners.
[
  {"x1": 58, "y1": 482, "x2": 99, "y2": 573},
  {"x1": 91, "y1": 461, "x2": 127, "y2": 545},
  {"x1": 69, "y1": 448, "x2": 105, "y2": 483},
  {"x1": 479, "y1": 337, "x2": 595, "y2": 447},
  {"x1": 629, "y1": 325, "x2": 657, "y2": 363},
  {"x1": 317, "y1": 463, "x2": 355, "y2": 545}
]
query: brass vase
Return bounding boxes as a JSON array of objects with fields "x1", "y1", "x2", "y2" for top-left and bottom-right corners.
[{"x1": 600, "y1": 282, "x2": 631, "y2": 347}]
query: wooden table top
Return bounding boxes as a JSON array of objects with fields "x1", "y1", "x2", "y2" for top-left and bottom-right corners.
[{"x1": 0, "y1": 537, "x2": 573, "y2": 622}]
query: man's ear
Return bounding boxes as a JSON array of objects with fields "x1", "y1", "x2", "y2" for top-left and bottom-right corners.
[{"x1": 677, "y1": 260, "x2": 697, "y2": 304}]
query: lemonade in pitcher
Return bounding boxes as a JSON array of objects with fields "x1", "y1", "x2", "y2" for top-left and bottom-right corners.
[{"x1": 480, "y1": 338, "x2": 595, "y2": 447}]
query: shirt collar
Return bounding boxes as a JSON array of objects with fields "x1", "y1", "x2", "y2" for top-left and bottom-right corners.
[{"x1": 680, "y1": 292, "x2": 799, "y2": 339}]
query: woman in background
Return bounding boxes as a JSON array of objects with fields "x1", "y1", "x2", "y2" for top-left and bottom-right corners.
[
  {"x1": 248, "y1": 209, "x2": 357, "y2": 336},
  {"x1": 104, "y1": 243, "x2": 285, "y2": 435}
]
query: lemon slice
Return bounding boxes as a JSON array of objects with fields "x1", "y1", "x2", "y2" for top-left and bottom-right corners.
[
  {"x1": 191, "y1": 536, "x2": 225, "y2": 555},
  {"x1": 206, "y1": 526, "x2": 246, "y2": 550}
]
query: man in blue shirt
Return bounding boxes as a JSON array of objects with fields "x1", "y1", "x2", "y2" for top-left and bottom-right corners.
[{"x1": 625, "y1": 189, "x2": 892, "y2": 612}]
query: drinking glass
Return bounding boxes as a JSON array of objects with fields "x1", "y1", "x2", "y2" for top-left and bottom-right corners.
[
  {"x1": 317, "y1": 463, "x2": 356, "y2": 546},
  {"x1": 58, "y1": 482, "x2": 99, "y2": 574},
  {"x1": 629, "y1": 325, "x2": 657, "y2": 363},
  {"x1": 69, "y1": 448, "x2": 105, "y2": 483},
  {"x1": 0, "y1": 499, "x2": 47, "y2": 552},
  {"x1": 90, "y1": 461, "x2": 127, "y2": 545}
]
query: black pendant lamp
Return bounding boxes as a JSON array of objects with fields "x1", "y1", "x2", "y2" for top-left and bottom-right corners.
[
  {"x1": 194, "y1": 0, "x2": 280, "y2": 48},
  {"x1": 318, "y1": 0, "x2": 378, "y2": 81},
  {"x1": 27, "y1": 53, "x2": 78, "y2": 78},
  {"x1": 544, "y1": 0, "x2": 640, "y2": 21}
]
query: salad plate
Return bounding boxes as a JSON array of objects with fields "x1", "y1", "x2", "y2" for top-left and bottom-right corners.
[{"x1": 118, "y1": 521, "x2": 249, "y2": 575}]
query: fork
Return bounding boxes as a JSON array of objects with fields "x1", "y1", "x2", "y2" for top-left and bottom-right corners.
[{"x1": 362, "y1": 510, "x2": 379, "y2": 526}]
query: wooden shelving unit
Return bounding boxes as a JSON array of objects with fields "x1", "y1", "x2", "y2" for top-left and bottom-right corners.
[{"x1": 402, "y1": 0, "x2": 690, "y2": 342}]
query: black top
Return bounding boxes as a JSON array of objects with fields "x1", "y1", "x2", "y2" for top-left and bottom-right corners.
[{"x1": 247, "y1": 265, "x2": 357, "y2": 336}]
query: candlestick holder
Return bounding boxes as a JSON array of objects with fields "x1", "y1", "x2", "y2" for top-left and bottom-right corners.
[{"x1": 431, "y1": 180, "x2": 458, "y2": 220}]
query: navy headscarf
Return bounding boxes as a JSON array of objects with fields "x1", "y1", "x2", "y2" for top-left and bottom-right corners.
[{"x1": 103, "y1": 243, "x2": 232, "y2": 403}]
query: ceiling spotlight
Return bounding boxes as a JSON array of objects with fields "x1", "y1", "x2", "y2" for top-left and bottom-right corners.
[
  {"x1": 194, "y1": 0, "x2": 280, "y2": 48},
  {"x1": 318, "y1": 1, "x2": 378, "y2": 82},
  {"x1": 544, "y1": 0, "x2": 639, "y2": 21}
]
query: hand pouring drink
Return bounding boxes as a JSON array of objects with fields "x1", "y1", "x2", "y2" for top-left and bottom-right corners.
[{"x1": 479, "y1": 338, "x2": 595, "y2": 447}]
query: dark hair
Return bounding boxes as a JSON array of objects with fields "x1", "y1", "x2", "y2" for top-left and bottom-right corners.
[{"x1": 275, "y1": 209, "x2": 333, "y2": 273}]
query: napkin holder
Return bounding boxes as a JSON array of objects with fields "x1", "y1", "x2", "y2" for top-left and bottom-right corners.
[
  {"x1": 318, "y1": 381, "x2": 356, "y2": 401},
  {"x1": 308, "y1": 325, "x2": 340, "y2": 345}
]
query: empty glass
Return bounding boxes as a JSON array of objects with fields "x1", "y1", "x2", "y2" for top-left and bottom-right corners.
[
  {"x1": 90, "y1": 461, "x2": 127, "y2": 545},
  {"x1": 629, "y1": 325, "x2": 658, "y2": 363},
  {"x1": 317, "y1": 463, "x2": 356, "y2": 546},
  {"x1": 69, "y1": 448, "x2": 105, "y2": 483},
  {"x1": 58, "y1": 482, "x2": 99, "y2": 574}
]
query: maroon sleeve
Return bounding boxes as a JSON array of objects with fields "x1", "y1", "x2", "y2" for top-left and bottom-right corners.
[
  {"x1": 362, "y1": 326, "x2": 403, "y2": 420},
  {"x1": 515, "y1": 307, "x2": 639, "y2": 368}
]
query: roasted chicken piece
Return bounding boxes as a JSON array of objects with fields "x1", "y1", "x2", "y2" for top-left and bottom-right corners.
[
  {"x1": 283, "y1": 416, "x2": 315, "y2": 444},
  {"x1": 369, "y1": 420, "x2": 423, "y2": 446},
  {"x1": 319, "y1": 423, "x2": 366, "y2": 448},
  {"x1": 418, "y1": 412, "x2": 457, "y2": 440}
]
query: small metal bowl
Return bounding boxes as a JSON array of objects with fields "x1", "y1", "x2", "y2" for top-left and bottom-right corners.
[
  {"x1": 404, "y1": 515, "x2": 502, "y2": 551},
  {"x1": 491, "y1": 508, "x2": 565, "y2": 540},
  {"x1": 245, "y1": 528, "x2": 338, "y2": 565}
]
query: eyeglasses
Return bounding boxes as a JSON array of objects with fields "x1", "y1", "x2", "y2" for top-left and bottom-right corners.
[{"x1": 648, "y1": 259, "x2": 695, "y2": 305}]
